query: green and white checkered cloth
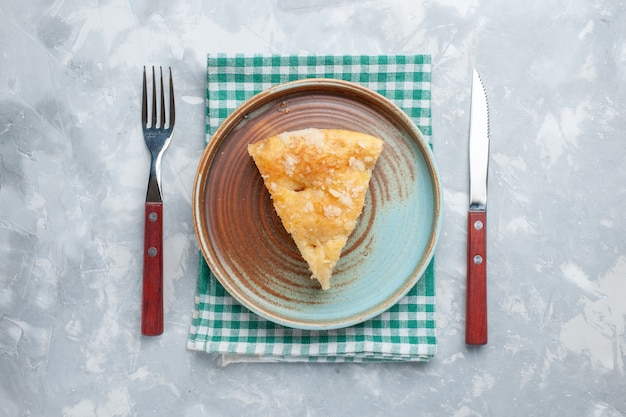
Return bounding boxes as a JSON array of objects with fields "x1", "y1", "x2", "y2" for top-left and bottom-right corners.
[{"x1": 187, "y1": 54, "x2": 436, "y2": 363}]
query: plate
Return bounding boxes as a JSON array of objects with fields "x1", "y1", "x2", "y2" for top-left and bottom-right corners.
[{"x1": 192, "y1": 79, "x2": 442, "y2": 330}]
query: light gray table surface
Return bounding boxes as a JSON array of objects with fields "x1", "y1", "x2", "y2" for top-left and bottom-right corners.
[{"x1": 1, "y1": 1, "x2": 625, "y2": 416}]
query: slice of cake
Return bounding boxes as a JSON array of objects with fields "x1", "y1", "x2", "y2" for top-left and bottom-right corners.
[{"x1": 247, "y1": 128, "x2": 384, "y2": 289}]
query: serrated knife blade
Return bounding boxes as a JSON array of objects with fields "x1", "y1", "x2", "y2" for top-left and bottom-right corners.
[{"x1": 466, "y1": 68, "x2": 490, "y2": 345}]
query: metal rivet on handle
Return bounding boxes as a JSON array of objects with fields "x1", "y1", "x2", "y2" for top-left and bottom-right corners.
[
  {"x1": 148, "y1": 212, "x2": 158, "y2": 222},
  {"x1": 474, "y1": 220, "x2": 483, "y2": 230},
  {"x1": 148, "y1": 247, "x2": 158, "y2": 257},
  {"x1": 473, "y1": 255, "x2": 483, "y2": 264}
]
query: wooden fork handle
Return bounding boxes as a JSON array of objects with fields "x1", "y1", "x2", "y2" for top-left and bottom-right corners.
[
  {"x1": 466, "y1": 209, "x2": 487, "y2": 345},
  {"x1": 142, "y1": 201, "x2": 164, "y2": 336}
]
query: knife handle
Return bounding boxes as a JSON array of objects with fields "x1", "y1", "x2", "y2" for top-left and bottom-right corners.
[
  {"x1": 466, "y1": 209, "x2": 487, "y2": 345},
  {"x1": 142, "y1": 201, "x2": 164, "y2": 336}
]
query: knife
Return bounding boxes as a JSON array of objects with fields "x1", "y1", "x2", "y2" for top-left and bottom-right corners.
[{"x1": 466, "y1": 68, "x2": 490, "y2": 345}]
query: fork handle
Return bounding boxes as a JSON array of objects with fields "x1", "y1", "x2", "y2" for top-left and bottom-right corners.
[{"x1": 142, "y1": 201, "x2": 164, "y2": 336}]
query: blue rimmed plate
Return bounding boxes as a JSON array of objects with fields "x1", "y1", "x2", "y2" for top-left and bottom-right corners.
[{"x1": 192, "y1": 79, "x2": 442, "y2": 330}]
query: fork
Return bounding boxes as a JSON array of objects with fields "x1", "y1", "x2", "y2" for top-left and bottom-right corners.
[{"x1": 141, "y1": 66, "x2": 175, "y2": 336}]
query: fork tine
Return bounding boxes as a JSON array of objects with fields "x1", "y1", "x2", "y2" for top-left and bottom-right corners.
[
  {"x1": 169, "y1": 67, "x2": 175, "y2": 128},
  {"x1": 159, "y1": 67, "x2": 166, "y2": 130},
  {"x1": 151, "y1": 66, "x2": 157, "y2": 129},
  {"x1": 142, "y1": 67, "x2": 148, "y2": 127}
]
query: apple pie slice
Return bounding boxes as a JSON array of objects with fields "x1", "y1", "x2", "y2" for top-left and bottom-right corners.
[{"x1": 247, "y1": 128, "x2": 384, "y2": 289}]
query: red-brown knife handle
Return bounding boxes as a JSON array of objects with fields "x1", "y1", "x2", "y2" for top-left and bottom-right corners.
[
  {"x1": 142, "y1": 201, "x2": 164, "y2": 336},
  {"x1": 466, "y1": 209, "x2": 487, "y2": 345}
]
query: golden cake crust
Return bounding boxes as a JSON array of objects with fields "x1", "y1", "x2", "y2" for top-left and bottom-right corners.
[{"x1": 248, "y1": 128, "x2": 384, "y2": 289}]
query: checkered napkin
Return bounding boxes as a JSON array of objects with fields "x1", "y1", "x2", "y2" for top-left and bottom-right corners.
[{"x1": 187, "y1": 54, "x2": 436, "y2": 363}]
